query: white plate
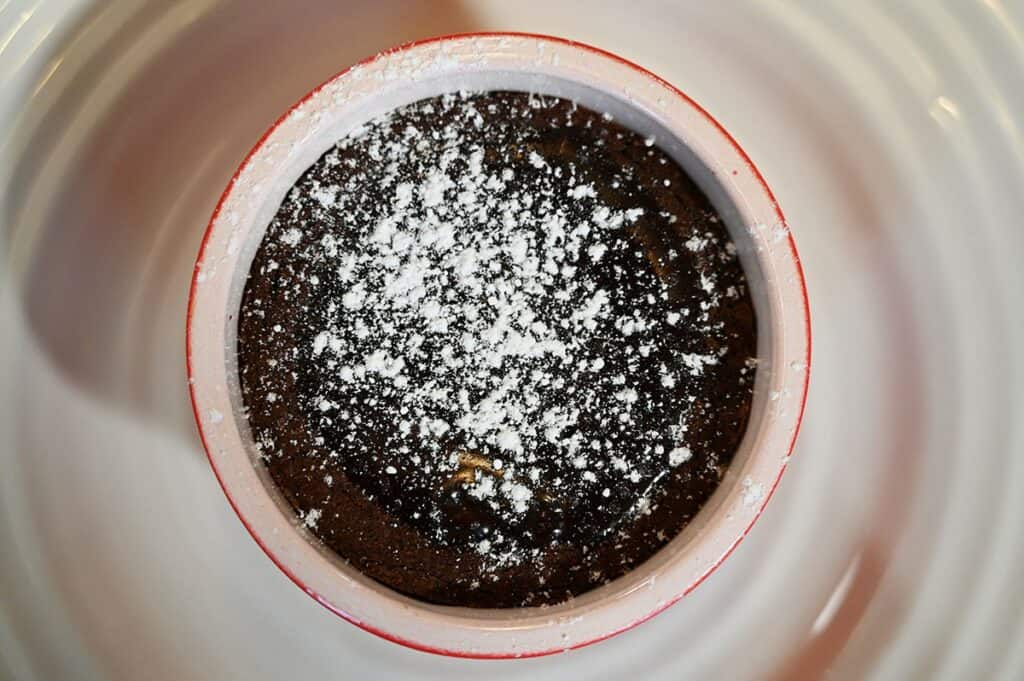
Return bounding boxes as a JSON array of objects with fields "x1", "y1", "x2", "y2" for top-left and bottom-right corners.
[{"x1": 2, "y1": 1, "x2": 1022, "y2": 679}]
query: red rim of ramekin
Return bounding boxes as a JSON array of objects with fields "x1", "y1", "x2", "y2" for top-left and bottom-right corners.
[{"x1": 186, "y1": 31, "x2": 811, "y2": 659}]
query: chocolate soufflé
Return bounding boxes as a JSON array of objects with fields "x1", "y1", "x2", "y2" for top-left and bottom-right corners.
[{"x1": 236, "y1": 91, "x2": 756, "y2": 608}]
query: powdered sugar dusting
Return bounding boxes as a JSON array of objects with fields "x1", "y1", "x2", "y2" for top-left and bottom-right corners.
[{"x1": 238, "y1": 91, "x2": 756, "y2": 593}]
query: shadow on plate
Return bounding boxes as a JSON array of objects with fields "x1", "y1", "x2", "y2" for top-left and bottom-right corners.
[{"x1": 5, "y1": 0, "x2": 481, "y2": 451}]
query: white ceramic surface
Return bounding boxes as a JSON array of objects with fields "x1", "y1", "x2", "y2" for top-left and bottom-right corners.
[
  {"x1": 2, "y1": 1, "x2": 1022, "y2": 679},
  {"x1": 186, "y1": 33, "x2": 809, "y2": 657}
]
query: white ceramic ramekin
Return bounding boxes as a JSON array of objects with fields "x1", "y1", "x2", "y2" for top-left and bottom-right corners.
[{"x1": 187, "y1": 32, "x2": 810, "y2": 658}]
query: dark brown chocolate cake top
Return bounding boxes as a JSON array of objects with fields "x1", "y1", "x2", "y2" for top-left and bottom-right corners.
[{"x1": 237, "y1": 91, "x2": 756, "y2": 607}]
